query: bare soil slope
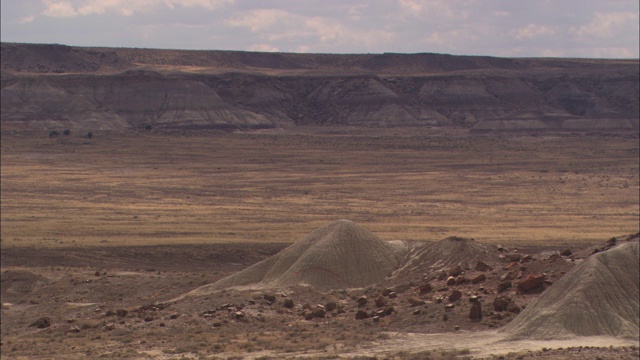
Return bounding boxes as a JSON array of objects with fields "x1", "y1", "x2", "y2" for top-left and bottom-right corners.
[
  {"x1": 2, "y1": 42, "x2": 638, "y2": 132},
  {"x1": 187, "y1": 220, "x2": 406, "y2": 293},
  {"x1": 503, "y1": 241, "x2": 639, "y2": 340}
]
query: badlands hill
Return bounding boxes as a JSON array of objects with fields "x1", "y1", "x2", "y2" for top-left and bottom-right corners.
[
  {"x1": 186, "y1": 220, "x2": 406, "y2": 293},
  {"x1": 503, "y1": 241, "x2": 639, "y2": 340},
  {"x1": 1, "y1": 42, "x2": 638, "y2": 132}
]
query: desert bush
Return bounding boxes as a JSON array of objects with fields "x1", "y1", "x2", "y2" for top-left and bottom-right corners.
[{"x1": 63, "y1": 129, "x2": 71, "y2": 135}]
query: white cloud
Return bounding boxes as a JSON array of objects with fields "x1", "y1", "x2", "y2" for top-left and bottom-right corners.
[
  {"x1": 226, "y1": 9, "x2": 291, "y2": 32},
  {"x1": 247, "y1": 43, "x2": 279, "y2": 52},
  {"x1": 572, "y1": 11, "x2": 639, "y2": 38},
  {"x1": 43, "y1": 1, "x2": 78, "y2": 17},
  {"x1": 512, "y1": 24, "x2": 556, "y2": 40},
  {"x1": 42, "y1": 0, "x2": 233, "y2": 17},
  {"x1": 19, "y1": 15, "x2": 36, "y2": 24}
]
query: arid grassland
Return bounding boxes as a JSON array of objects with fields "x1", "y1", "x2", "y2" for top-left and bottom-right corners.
[{"x1": 1, "y1": 128, "x2": 638, "y2": 249}]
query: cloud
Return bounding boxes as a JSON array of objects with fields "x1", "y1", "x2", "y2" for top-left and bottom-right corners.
[
  {"x1": 512, "y1": 24, "x2": 556, "y2": 40},
  {"x1": 43, "y1": 1, "x2": 77, "y2": 17},
  {"x1": 572, "y1": 11, "x2": 639, "y2": 38},
  {"x1": 19, "y1": 15, "x2": 36, "y2": 24},
  {"x1": 247, "y1": 43, "x2": 279, "y2": 52},
  {"x1": 42, "y1": 0, "x2": 233, "y2": 17}
]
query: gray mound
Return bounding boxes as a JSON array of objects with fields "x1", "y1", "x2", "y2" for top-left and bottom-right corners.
[
  {"x1": 187, "y1": 220, "x2": 406, "y2": 294},
  {"x1": 502, "y1": 242, "x2": 639, "y2": 340},
  {"x1": 393, "y1": 236, "x2": 490, "y2": 279}
]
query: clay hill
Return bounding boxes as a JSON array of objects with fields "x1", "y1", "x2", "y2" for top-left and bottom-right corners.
[
  {"x1": 503, "y1": 241, "x2": 639, "y2": 340},
  {"x1": 1, "y1": 42, "x2": 638, "y2": 133},
  {"x1": 185, "y1": 220, "x2": 407, "y2": 294}
]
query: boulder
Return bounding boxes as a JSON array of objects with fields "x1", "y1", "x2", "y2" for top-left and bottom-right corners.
[
  {"x1": 497, "y1": 280, "x2": 512, "y2": 293},
  {"x1": 355, "y1": 310, "x2": 369, "y2": 320},
  {"x1": 475, "y1": 261, "x2": 491, "y2": 272},
  {"x1": 471, "y1": 273, "x2": 486, "y2": 284},
  {"x1": 516, "y1": 274, "x2": 546, "y2": 293},
  {"x1": 469, "y1": 302, "x2": 482, "y2": 320},
  {"x1": 357, "y1": 295, "x2": 368, "y2": 306},
  {"x1": 446, "y1": 276, "x2": 456, "y2": 286},
  {"x1": 448, "y1": 264, "x2": 463, "y2": 277},
  {"x1": 375, "y1": 296, "x2": 388, "y2": 308},
  {"x1": 448, "y1": 290, "x2": 462, "y2": 302},
  {"x1": 29, "y1": 317, "x2": 51, "y2": 329},
  {"x1": 283, "y1": 299, "x2": 294, "y2": 308}
]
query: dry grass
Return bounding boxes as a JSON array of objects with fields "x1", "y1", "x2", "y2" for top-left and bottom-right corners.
[{"x1": 1, "y1": 129, "x2": 638, "y2": 248}]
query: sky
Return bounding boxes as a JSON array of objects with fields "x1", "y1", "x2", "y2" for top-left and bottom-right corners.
[{"x1": 1, "y1": 0, "x2": 639, "y2": 58}]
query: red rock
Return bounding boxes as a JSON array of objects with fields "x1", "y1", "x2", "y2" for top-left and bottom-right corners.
[
  {"x1": 471, "y1": 273, "x2": 486, "y2": 284},
  {"x1": 516, "y1": 274, "x2": 546, "y2": 293}
]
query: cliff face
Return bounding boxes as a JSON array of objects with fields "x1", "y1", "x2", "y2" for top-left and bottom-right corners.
[{"x1": 1, "y1": 43, "x2": 638, "y2": 132}]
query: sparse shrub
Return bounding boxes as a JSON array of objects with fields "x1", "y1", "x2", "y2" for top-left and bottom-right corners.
[
  {"x1": 63, "y1": 129, "x2": 71, "y2": 136},
  {"x1": 87, "y1": 132, "x2": 93, "y2": 138},
  {"x1": 144, "y1": 124, "x2": 152, "y2": 130},
  {"x1": 48, "y1": 130, "x2": 60, "y2": 137}
]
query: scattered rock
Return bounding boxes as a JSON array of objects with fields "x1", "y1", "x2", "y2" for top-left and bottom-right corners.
[
  {"x1": 169, "y1": 314, "x2": 180, "y2": 319},
  {"x1": 357, "y1": 295, "x2": 368, "y2": 306},
  {"x1": 497, "y1": 280, "x2": 512, "y2": 293},
  {"x1": 29, "y1": 317, "x2": 51, "y2": 329},
  {"x1": 560, "y1": 249, "x2": 572, "y2": 257},
  {"x1": 475, "y1": 260, "x2": 491, "y2": 272},
  {"x1": 448, "y1": 264, "x2": 463, "y2": 277},
  {"x1": 144, "y1": 315, "x2": 154, "y2": 322},
  {"x1": 375, "y1": 296, "x2": 388, "y2": 308},
  {"x1": 68, "y1": 325, "x2": 81, "y2": 333},
  {"x1": 445, "y1": 303, "x2": 455, "y2": 311},
  {"x1": 105, "y1": 310, "x2": 116, "y2": 317},
  {"x1": 325, "y1": 302, "x2": 337, "y2": 312},
  {"x1": 505, "y1": 253, "x2": 523, "y2": 262},
  {"x1": 448, "y1": 290, "x2": 462, "y2": 302},
  {"x1": 412, "y1": 309, "x2": 421, "y2": 315},
  {"x1": 517, "y1": 274, "x2": 546, "y2": 293},
  {"x1": 455, "y1": 276, "x2": 467, "y2": 285},
  {"x1": 382, "y1": 288, "x2": 393, "y2": 296},
  {"x1": 493, "y1": 297, "x2": 510, "y2": 312},
  {"x1": 520, "y1": 255, "x2": 533, "y2": 263},
  {"x1": 418, "y1": 282, "x2": 432, "y2": 294},
  {"x1": 407, "y1": 297, "x2": 426, "y2": 307},
  {"x1": 283, "y1": 299, "x2": 294, "y2": 308},
  {"x1": 437, "y1": 271, "x2": 448, "y2": 281},
  {"x1": 355, "y1": 310, "x2": 369, "y2": 320},
  {"x1": 263, "y1": 293, "x2": 276, "y2": 304},
  {"x1": 234, "y1": 311, "x2": 245, "y2": 319},
  {"x1": 471, "y1": 273, "x2": 486, "y2": 284},
  {"x1": 469, "y1": 295, "x2": 480, "y2": 303},
  {"x1": 446, "y1": 276, "x2": 456, "y2": 286},
  {"x1": 469, "y1": 302, "x2": 482, "y2": 321}
]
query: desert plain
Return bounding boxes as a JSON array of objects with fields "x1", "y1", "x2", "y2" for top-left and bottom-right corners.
[{"x1": 1, "y1": 127, "x2": 639, "y2": 359}]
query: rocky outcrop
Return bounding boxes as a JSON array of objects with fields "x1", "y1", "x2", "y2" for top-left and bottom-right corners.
[{"x1": 1, "y1": 43, "x2": 638, "y2": 132}]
